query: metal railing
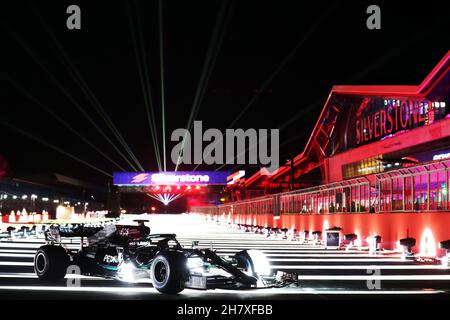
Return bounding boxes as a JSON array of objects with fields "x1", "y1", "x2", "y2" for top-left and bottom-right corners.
[{"x1": 191, "y1": 159, "x2": 450, "y2": 216}]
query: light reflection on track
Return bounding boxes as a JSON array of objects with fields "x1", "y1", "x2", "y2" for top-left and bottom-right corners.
[{"x1": 0, "y1": 214, "x2": 449, "y2": 299}]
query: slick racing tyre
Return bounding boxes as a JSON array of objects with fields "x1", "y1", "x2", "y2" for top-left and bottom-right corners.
[
  {"x1": 234, "y1": 250, "x2": 257, "y2": 277},
  {"x1": 151, "y1": 251, "x2": 187, "y2": 294},
  {"x1": 34, "y1": 245, "x2": 69, "y2": 281},
  {"x1": 234, "y1": 250, "x2": 271, "y2": 278}
]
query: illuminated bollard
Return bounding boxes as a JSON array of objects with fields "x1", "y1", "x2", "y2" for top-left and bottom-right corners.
[
  {"x1": 292, "y1": 229, "x2": 299, "y2": 241},
  {"x1": 29, "y1": 225, "x2": 37, "y2": 237},
  {"x1": 367, "y1": 235, "x2": 381, "y2": 255},
  {"x1": 7, "y1": 226, "x2": 16, "y2": 239},
  {"x1": 21, "y1": 226, "x2": 29, "y2": 238},
  {"x1": 345, "y1": 233, "x2": 358, "y2": 251},
  {"x1": 400, "y1": 237, "x2": 416, "y2": 260},
  {"x1": 439, "y1": 240, "x2": 450, "y2": 268},
  {"x1": 271, "y1": 227, "x2": 280, "y2": 238},
  {"x1": 286, "y1": 228, "x2": 293, "y2": 240},
  {"x1": 298, "y1": 230, "x2": 309, "y2": 244},
  {"x1": 312, "y1": 231, "x2": 322, "y2": 245}
]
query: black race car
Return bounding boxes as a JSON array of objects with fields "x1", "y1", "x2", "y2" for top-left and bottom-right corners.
[{"x1": 34, "y1": 222, "x2": 282, "y2": 294}]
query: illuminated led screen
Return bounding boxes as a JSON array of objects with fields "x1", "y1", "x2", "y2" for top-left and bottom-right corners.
[{"x1": 113, "y1": 171, "x2": 230, "y2": 186}]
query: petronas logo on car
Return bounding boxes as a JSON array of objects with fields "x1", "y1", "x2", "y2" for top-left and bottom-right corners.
[{"x1": 103, "y1": 255, "x2": 119, "y2": 264}]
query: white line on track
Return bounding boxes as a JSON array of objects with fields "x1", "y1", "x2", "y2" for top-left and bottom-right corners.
[
  {"x1": 0, "y1": 243, "x2": 80, "y2": 249},
  {"x1": 233, "y1": 253, "x2": 401, "y2": 258},
  {"x1": 0, "y1": 253, "x2": 34, "y2": 258},
  {"x1": 297, "y1": 275, "x2": 450, "y2": 280},
  {"x1": 0, "y1": 243, "x2": 398, "y2": 256},
  {"x1": 0, "y1": 261, "x2": 34, "y2": 266},
  {"x1": 0, "y1": 273, "x2": 111, "y2": 280},
  {"x1": 271, "y1": 265, "x2": 449, "y2": 270},
  {"x1": 0, "y1": 286, "x2": 154, "y2": 293},
  {"x1": 0, "y1": 286, "x2": 442, "y2": 295},
  {"x1": 0, "y1": 250, "x2": 37, "y2": 254},
  {"x1": 269, "y1": 258, "x2": 411, "y2": 262}
]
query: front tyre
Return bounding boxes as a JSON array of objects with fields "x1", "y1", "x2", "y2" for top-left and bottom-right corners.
[
  {"x1": 235, "y1": 250, "x2": 271, "y2": 277},
  {"x1": 235, "y1": 251, "x2": 256, "y2": 277},
  {"x1": 151, "y1": 251, "x2": 187, "y2": 294},
  {"x1": 34, "y1": 245, "x2": 69, "y2": 281}
]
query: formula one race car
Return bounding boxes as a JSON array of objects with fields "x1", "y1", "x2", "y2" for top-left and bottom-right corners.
[{"x1": 34, "y1": 222, "x2": 284, "y2": 294}]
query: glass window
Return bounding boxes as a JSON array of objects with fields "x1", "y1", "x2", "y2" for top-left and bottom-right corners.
[
  {"x1": 380, "y1": 179, "x2": 391, "y2": 212},
  {"x1": 335, "y1": 188, "x2": 343, "y2": 212},
  {"x1": 392, "y1": 177, "x2": 404, "y2": 211},
  {"x1": 360, "y1": 184, "x2": 369, "y2": 212},
  {"x1": 447, "y1": 171, "x2": 450, "y2": 210},
  {"x1": 329, "y1": 189, "x2": 336, "y2": 213},
  {"x1": 314, "y1": 192, "x2": 319, "y2": 213},
  {"x1": 404, "y1": 176, "x2": 413, "y2": 211},
  {"x1": 342, "y1": 187, "x2": 350, "y2": 212},
  {"x1": 350, "y1": 186, "x2": 358, "y2": 212},
  {"x1": 319, "y1": 191, "x2": 328, "y2": 213},
  {"x1": 413, "y1": 174, "x2": 428, "y2": 211},
  {"x1": 430, "y1": 171, "x2": 447, "y2": 210}
]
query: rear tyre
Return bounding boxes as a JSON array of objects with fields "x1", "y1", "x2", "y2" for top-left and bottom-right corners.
[
  {"x1": 151, "y1": 251, "x2": 187, "y2": 294},
  {"x1": 34, "y1": 245, "x2": 69, "y2": 281}
]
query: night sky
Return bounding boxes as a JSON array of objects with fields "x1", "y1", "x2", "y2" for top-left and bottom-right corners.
[{"x1": 1, "y1": 0, "x2": 449, "y2": 187}]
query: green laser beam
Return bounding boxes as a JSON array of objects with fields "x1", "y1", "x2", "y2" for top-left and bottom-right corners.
[
  {"x1": 175, "y1": 0, "x2": 234, "y2": 171},
  {"x1": 195, "y1": 2, "x2": 338, "y2": 172},
  {"x1": 125, "y1": 1, "x2": 162, "y2": 171},
  {"x1": 0, "y1": 119, "x2": 112, "y2": 178},
  {"x1": 158, "y1": 0, "x2": 167, "y2": 172},
  {"x1": 3, "y1": 74, "x2": 128, "y2": 172},
  {"x1": 135, "y1": 0, "x2": 163, "y2": 171},
  {"x1": 2, "y1": 23, "x2": 139, "y2": 172},
  {"x1": 31, "y1": 4, "x2": 145, "y2": 172}
]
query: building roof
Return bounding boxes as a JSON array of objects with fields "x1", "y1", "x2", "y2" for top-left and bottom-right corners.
[{"x1": 245, "y1": 50, "x2": 450, "y2": 188}]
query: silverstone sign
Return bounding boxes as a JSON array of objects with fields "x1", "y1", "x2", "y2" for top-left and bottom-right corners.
[
  {"x1": 355, "y1": 98, "x2": 446, "y2": 146},
  {"x1": 113, "y1": 171, "x2": 230, "y2": 186}
]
